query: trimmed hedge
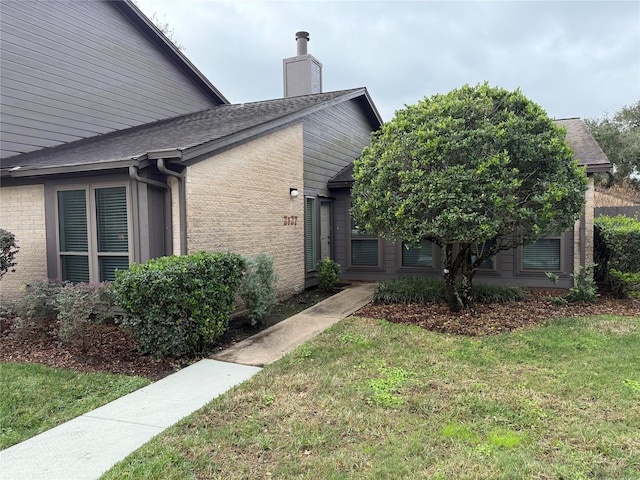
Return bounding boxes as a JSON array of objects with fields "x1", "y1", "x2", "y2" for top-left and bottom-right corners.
[
  {"x1": 594, "y1": 215, "x2": 640, "y2": 298},
  {"x1": 111, "y1": 252, "x2": 244, "y2": 358}
]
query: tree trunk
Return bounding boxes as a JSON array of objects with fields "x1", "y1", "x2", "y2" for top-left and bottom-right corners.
[
  {"x1": 460, "y1": 246, "x2": 475, "y2": 309},
  {"x1": 443, "y1": 243, "x2": 463, "y2": 312}
]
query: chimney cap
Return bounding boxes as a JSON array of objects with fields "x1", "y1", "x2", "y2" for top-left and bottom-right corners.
[{"x1": 296, "y1": 31, "x2": 310, "y2": 39}]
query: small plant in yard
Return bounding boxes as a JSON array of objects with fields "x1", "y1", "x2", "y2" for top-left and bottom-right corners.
[
  {"x1": 546, "y1": 263, "x2": 598, "y2": 303},
  {"x1": 0, "y1": 228, "x2": 19, "y2": 280},
  {"x1": 316, "y1": 257, "x2": 341, "y2": 292},
  {"x1": 239, "y1": 253, "x2": 277, "y2": 326},
  {"x1": 11, "y1": 279, "x2": 63, "y2": 330},
  {"x1": 55, "y1": 282, "x2": 114, "y2": 351}
]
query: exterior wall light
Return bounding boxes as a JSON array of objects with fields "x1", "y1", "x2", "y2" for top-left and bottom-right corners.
[{"x1": 290, "y1": 188, "x2": 299, "y2": 197}]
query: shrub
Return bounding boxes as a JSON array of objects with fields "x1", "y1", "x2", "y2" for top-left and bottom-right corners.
[
  {"x1": 609, "y1": 269, "x2": 640, "y2": 299},
  {"x1": 111, "y1": 252, "x2": 244, "y2": 358},
  {"x1": 316, "y1": 258, "x2": 341, "y2": 292},
  {"x1": 373, "y1": 277, "x2": 525, "y2": 304},
  {"x1": 12, "y1": 280, "x2": 63, "y2": 330},
  {"x1": 546, "y1": 264, "x2": 598, "y2": 303},
  {"x1": 55, "y1": 282, "x2": 114, "y2": 350},
  {"x1": 595, "y1": 215, "x2": 640, "y2": 297},
  {"x1": 566, "y1": 263, "x2": 598, "y2": 303},
  {"x1": 239, "y1": 253, "x2": 277, "y2": 326},
  {"x1": 0, "y1": 228, "x2": 19, "y2": 280}
]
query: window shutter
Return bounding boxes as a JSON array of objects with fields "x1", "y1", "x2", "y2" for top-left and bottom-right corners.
[{"x1": 523, "y1": 239, "x2": 561, "y2": 270}]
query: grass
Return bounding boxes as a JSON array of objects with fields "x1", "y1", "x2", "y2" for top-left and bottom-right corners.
[
  {"x1": 0, "y1": 363, "x2": 150, "y2": 449},
  {"x1": 103, "y1": 314, "x2": 640, "y2": 479}
]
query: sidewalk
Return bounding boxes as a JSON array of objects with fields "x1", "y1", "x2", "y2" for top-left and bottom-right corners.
[{"x1": 0, "y1": 282, "x2": 375, "y2": 480}]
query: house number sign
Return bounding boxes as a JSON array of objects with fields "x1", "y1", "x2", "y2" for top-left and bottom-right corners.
[{"x1": 283, "y1": 216, "x2": 298, "y2": 226}]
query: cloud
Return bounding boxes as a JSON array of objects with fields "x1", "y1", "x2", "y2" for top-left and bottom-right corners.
[{"x1": 136, "y1": 0, "x2": 640, "y2": 121}]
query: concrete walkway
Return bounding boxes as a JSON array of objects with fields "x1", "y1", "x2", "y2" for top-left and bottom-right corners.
[{"x1": 0, "y1": 282, "x2": 375, "y2": 480}]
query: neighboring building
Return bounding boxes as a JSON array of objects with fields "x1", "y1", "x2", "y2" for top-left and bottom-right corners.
[
  {"x1": 0, "y1": 2, "x2": 381, "y2": 300},
  {"x1": 328, "y1": 118, "x2": 611, "y2": 289}
]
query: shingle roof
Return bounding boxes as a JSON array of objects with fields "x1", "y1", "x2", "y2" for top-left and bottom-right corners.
[
  {"x1": 328, "y1": 117, "x2": 611, "y2": 187},
  {"x1": 554, "y1": 118, "x2": 611, "y2": 173},
  {"x1": 2, "y1": 88, "x2": 380, "y2": 175}
]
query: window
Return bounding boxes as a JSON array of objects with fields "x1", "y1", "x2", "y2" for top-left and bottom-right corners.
[
  {"x1": 305, "y1": 197, "x2": 317, "y2": 272},
  {"x1": 522, "y1": 237, "x2": 561, "y2": 271},
  {"x1": 57, "y1": 185, "x2": 130, "y2": 282},
  {"x1": 471, "y1": 240, "x2": 496, "y2": 270},
  {"x1": 401, "y1": 240, "x2": 433, "y2": 267},
  {"x1": 350, "y1": 216, "x2": 380, "y2": 267}
]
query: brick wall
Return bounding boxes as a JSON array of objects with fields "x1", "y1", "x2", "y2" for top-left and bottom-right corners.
[
  {"x1": 185, "y1": 124, "x2": 305, "y2": 298},
  {"x1": 0, "y1": 185, "x2": 48, "y2": 302}
]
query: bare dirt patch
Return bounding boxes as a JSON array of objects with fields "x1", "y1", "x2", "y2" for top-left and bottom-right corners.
[{"x1": 355, "y1": 289, "x2": 639, "y2": 336}]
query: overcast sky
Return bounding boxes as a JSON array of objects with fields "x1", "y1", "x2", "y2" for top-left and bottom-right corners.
[{"x1": 134, "y1": 0, "x2": 639, "y2": 122}]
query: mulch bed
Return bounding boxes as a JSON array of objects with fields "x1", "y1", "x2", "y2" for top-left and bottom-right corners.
[
  {"x1": 1, "y1": 289, "x2": 637, "y2": 378},
  {"x1": 355, "y1": 289, "x2": 639, "y2": 336}
]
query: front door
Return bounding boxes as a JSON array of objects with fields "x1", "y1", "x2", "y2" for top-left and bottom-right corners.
[{"x1": 320, "y1": 202, "x2": 332, "y2": 260}]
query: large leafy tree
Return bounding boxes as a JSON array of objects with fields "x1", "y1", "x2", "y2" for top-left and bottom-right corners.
[
  {"x1": 585, "y1": 100, "x2": 640, "y2": 190},
  {"x1": 351, "y1": 83, "x2": 587, "y2": 312}
]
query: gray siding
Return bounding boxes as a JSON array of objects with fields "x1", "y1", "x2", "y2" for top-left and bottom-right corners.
[
  {"x1": 595, "y1": 206, "x2": 640, "y2": 218},
  {"x1": 302, "y1": 99, "x2": 373, "y2": 196},
  {"x1": 0, "y1": 0, "x2": 220, "y2": 159},
  {"x1": 332, "y1": 189, "x2": 577, "y2": 289}
]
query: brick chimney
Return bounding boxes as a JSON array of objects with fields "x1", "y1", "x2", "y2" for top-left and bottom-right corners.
[{"x1": 283, "y1": 31, "x2": 322, "y2": 97}]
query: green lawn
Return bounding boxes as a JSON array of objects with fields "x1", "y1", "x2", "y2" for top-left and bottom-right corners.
[
  {"x1": 103, "y1": 314, "x2": 640, "y2": 479},
  {"x1": 0, "y1": 363, "x2": 150, "y2": 449}
]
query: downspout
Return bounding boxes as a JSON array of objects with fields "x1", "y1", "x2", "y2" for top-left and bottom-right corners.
[
  {"x1": 129, "y1": 166, "x2": 173, "y2": 257},
  {"x1": 156, "y1": 158, "x2": 187, "y2": 256}
]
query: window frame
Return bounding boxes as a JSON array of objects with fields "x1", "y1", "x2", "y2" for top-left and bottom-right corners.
[
  {"x1": 348, "y1": 213, "x2": 382, "y2": 269},
  {"x1": 471, "y1": 240, "x2": 497, "y2": 271},
  {"x1": 398, "y1": 239, "x2": 436, "y2": 271},
  {"x1": 520, "y1": 235, "x2": 564, "y2": 273},
  {"x1": 55, "y1": 183, "x2": 133, "y2": 283}
]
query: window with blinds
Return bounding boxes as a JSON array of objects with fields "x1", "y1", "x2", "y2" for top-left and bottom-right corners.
[
  {"x1": 58, "y1": 190, "x2": 90, "y2": 282},
  {"x1": 350, "y1": 216, "x2": 379, "y2": 267},
  {"x1": 57, "y1": 185, "x2": 130, "y2": 283},
  {"x1": 523, "y1": 238, "x2": 561, "y2": 271},
  {"x1": 471, "y1": 240, "x2": 496, "y2": 270},
  {"x1": 96, "y1": 187, "x2": 129, "y2": 281},
  {"x1": 305, "y1": 197, "x2": 317, "y2": 272},
  {"x1": 402, "y1": 240, "x2": 432, "y2": 267}
]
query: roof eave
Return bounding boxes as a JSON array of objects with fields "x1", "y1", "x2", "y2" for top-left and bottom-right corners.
[{"x1": 1, "y1": 159, "x2": 139, "y2": 178}]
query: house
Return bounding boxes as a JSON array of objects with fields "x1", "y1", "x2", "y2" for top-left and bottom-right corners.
[
  {"x1": 327, "y1": 117, "x2": 611, "y2": 289},
  {"x1": 0, "y1": 0, "x2": 608, "y2": 301},
  {"x1": 0, "y1": 1, "x2": 382, "y2": 301}
]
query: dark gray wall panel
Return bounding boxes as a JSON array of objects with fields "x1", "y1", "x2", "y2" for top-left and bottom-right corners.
[
  {"x1": 331, "y1": 190, "x2": 577, "y2": 289},
  {"x1": 0, "y1": 0, "x2": 219, "y2": 159},
  {"x1": 302, "y1": 100, "x2": 373, "y2": 196}
]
